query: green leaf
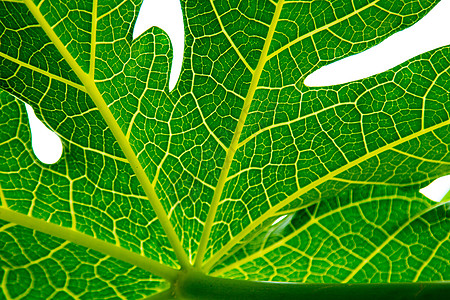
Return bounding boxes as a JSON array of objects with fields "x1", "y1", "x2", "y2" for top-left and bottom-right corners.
[
  {"x1": 1, "y1": 0, "x2": 449, "y2": 298},
  {"x1": 0, "y1": 220, "x2": 169, "y2": 299},
  {"x1": 210, "y1": 186, "x2": 450, "y2": 283}
]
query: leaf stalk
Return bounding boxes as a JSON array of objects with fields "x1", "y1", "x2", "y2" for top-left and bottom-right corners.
[{"x1": 176, "y1": 271, "x2": 450, "y2": 300}]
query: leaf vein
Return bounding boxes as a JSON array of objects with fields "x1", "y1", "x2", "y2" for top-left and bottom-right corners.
[
  {"x1": 21, "y1": 0, "x2": 190, "y2": 268},
  {"x1": 267, "y1": 0, "x2": 381, "y2": 60},
  {"x1": 0, "y1": 52, "x2": 86, "y2": 92},
  {"x1": 209, "y1": 0, "x2": 255, "y2": 74},
  {"x1": 194, "y1": 0, "x2": 286, "y2": 268}
]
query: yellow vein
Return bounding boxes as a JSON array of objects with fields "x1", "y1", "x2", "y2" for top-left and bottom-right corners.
[
  {"x1": 1, "y1": 0, "x2": 23, "y2": 3},
  {"x1": 194, "y1": 96, "x2": 227, "y2": 151},
  {"x1": 0, "y1": 52, "x2": 86, "y2": 92},
  {"x1": 0, "y1": 206, "x2": 178, "y2": 281},
  {"x1": 422, "y1": 64, "x2": 450, "y2": 130},
  {"x1": 0, "y1": 184, "x2": 6, "y2": 208},
  {"x1": 54, "y1": 132, "x2": 129, "y2": 163},
  {"x1": 22, "y1": 0, "x2": 190, "y2": 269},
  {"x1": 210, "y1": 194, "x2": 426, "y2": 275},
  {"x1": 209, "y1": 199, "x2": 354, "y2": 275},
  {"x1": 224, "y1": 165, "x2": 261, "y2": 183},
  {"x1": 341, "y1": 202, "x2": 444, "y2": 283},
  {"x1": 0, "y1": 269, "x2": 12, "y2": 300},
  {"x1": 97, "y1": 0, "x2": 128, "y2": 21},
  {"x1": 237, "y1": 102, "x2": 355, "y2": 148},
  {"x1": 390, "y1": 148, "x2": 450, "y2": 165},
  {"x1": 330, "y1": 177, "x2": 434, "y2": 187},
  {"x1": 79, "y1": 175, "x2": 149, "y2": 199},
  {"x1": 209, "y1": 0, "x2": 254, "y2": 73},
  {"x1": 0, "y1": 124, "x2": 125, "y2": 165},
  {"x1": 89, "y1": 0, "x2": 98, "y2": 78},
  {"x1": 194, "y1": 0, "x2": 285, "y2": 269},
  {"x1": 67, "y1": 168, "x2": 76, "y2": 230},
  {"x1": 125, "y1": 41, "x2": 155, "y2": 140},
  {"x1": 205, "y1": 117, "x2": 450, "y2": 270},
  {"x1": 19, "y1": 240, "x2": 71, "y2": 268},
  {"x1": 315, "y1": 219, "x2": 371, "y2": 257},
  {"x1": 373, "y1": 3, "x2": 403, "y2": 18},
  {"x1": 316, "y1": 113, "x2": 349, "y2": 164},
  {"x1": 266, "y1": 0, "x2": 380, "y2": 60},
  {"x1": 412, "y1": 230, "x2": 450, "y2": 282},
  {"x1": 211, "y1": 209, "x2": 303, "y2": 268},
  {"x1": 0, "y1": 222, "x2": 15, "y2": 232},
  {"x1": 152, "y1": 99, "x2": 177, "y2": 187}
]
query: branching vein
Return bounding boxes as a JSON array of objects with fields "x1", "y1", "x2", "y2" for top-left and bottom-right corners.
[{"x1": 21, "y1": 0, "x2": 190, "y2": 269}]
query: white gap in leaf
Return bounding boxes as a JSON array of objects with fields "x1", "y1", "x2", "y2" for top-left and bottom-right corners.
[
  {"x1": 131, "y1": 1, "x2": 450, "y2": 203},
  {"x1": 25, "y1": 103, "x2": 63, "y2": 164},
  {"x1": 420, "y1": 175, "x2": 450, "y2": 202},
  {"x1": 133, "y1": 0, "x2": 184, "y2": 91},
  {"x1": 304, "y1": 0, "x2": 450, "y2": 87},
  {"x1": 271, "y1": 214, "x2": 288, "y2": 226}
]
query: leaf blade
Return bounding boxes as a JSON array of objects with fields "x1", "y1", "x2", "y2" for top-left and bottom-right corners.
[
  {"x1": 19, "y1": 0, "x2": 189, "y2": 268},
  {"x1": 206, "y1": 43, "x2": 450, "y2": 269},
  {"x1": 195, "y1": 0, "x2": 287, "y2": 268},
  {"x1": 0, "y1": 220, "x2": 170, "y2": 299},
  {"x1": 211, "y1": 186, "x2": 449, "y2": 283}
]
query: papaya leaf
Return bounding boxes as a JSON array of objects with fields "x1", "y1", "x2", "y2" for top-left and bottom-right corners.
[{"x1": 1, "y1": 0, "x2": 449, "y2": 298}]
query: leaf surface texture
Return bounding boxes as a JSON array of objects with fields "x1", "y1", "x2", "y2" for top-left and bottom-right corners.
[{"x1": 0, "y1": 0, "x2": 449, "y2": 298}]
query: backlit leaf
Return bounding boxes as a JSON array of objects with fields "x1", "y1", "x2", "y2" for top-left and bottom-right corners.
[{"x1": 1, "y1": 0, "x2": 449, "y2": 298}]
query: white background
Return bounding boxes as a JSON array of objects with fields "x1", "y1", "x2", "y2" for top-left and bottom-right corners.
[{"x1": 26, "y1": 0, "x2": 450, "y2": 201}]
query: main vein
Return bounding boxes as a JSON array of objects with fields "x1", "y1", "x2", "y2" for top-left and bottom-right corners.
[
  {"x1": 22, "y1": 0, "x2": 190, "y2": 269},
  {"x1": 266, "y1": 0, "x2": 381, "y2": 60},
  {"x1": 194, "y1": 0, "x2": 285, "y2": 268},
  {"x1": 209, "y1": 194, "x2": 421, "y2": 276},
  {"x1": 204, "y1": 117, "x2": 450, "y2": 270},
  {"x1": 89, "y1": 0, "x2": 98, "y2": 78},
  {"x1": 209, "y1": 0, "x2": 254, "y2": 73},
  {"x1": 0, "y1": 52, "x2": 86, "y2": 92},
  {"x1": 0, "y1": 205, "x2": 178, "y2": 281}
]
